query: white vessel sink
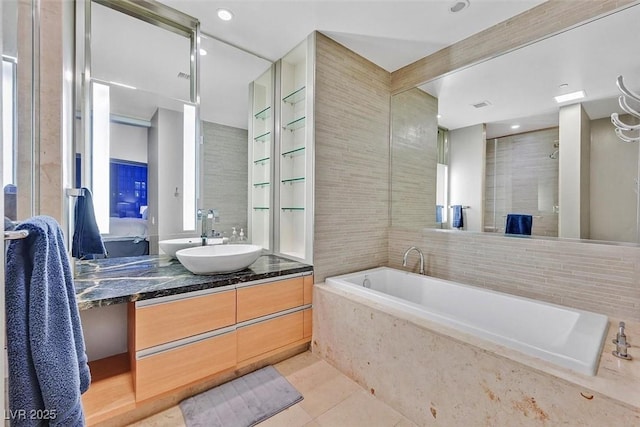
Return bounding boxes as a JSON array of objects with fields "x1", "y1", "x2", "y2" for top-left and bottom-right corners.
[
  {"x1": 176, "y1": 244, "x2": 263, "y2": 274},
  {"x1": 159, "y1": 237, "x2": 225, "y2": 258}
]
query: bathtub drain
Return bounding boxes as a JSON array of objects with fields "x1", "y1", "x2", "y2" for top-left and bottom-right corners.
[{"x1": 362, "y1": 275, "x2": 371, "y2": 288}]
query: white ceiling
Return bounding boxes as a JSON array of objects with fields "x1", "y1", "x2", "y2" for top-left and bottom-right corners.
[
  {"x1": 419, "y1": 3, "x2": 640, "y2": 139},
  {"x1": 162, "y1": 0, "x2": 546, "y2": 71},
  {"x1": 91, "y1": 0, "x2": 640, "y2": 137},
  {"x1": 91, "y1": 0, "x2": 546, "y2": 128}
]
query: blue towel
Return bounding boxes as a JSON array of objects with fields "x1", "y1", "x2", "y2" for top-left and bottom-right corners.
[
  {"x1": 451, "y1": 205, "x2": 464, "y2": 229},
  {"x1": 72, "y1": 187, "x2": 106, "y2": 259},
  {"x1": 435, "y1": 205, "x2": 443, "y2": 223},
  {"x1": 505, "y1": 214, "x2": 533, "y2": 235},
  {"x1": 6, "y1": 216, "x2": 91, "y2": 426}
]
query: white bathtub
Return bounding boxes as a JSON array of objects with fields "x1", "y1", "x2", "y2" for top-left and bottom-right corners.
[{"x1": 325, "y1": 267, "x2": 609, "y2": 376}]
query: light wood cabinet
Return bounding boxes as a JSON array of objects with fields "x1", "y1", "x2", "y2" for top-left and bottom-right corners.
[
  {"x1": 303, "y1": 308, "x2": 312, "y2": 339},
  {"x1": 88, "y1": 274, "x2": 313, "y2": 425},
  {"x1": 237, "y1": 311, "x2": 304, "y2": 362},
  {"x1": 134, "y1": 290, "x2": 236, "y2": 350},
  {"x1": 237, "y1": 277, "x2": 304, "y2": 322},
  {"x1": 303, "y1": 274, "x2": 313, "y2": 305},
  {"x1": 135, "y1": 331, "x2": 236, "y2": 402}
]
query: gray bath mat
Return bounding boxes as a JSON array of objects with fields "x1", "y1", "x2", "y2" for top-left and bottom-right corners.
[{"x1": 179, "y1": 365, "x2": 303, "y2": 427}]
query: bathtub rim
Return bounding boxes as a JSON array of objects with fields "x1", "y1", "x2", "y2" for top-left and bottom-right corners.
[{"x1": 325, "y1": 267, "x2": 609, "y2": 376}]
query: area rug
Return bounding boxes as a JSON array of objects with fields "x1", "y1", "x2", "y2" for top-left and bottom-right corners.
[{"x1": 179, "y1": 365, "x2": 303, "y2": 427}]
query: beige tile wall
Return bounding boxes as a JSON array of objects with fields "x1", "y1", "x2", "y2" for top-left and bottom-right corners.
[
  {"x1": 391, "y1": 0, "x2": 637, "y2": 93},
  {"x1": 390, "y1": 88, "x2": 438, "y2": 229},
  {"x1": 313, "y1": 33, "x2": 391, "y2": 283},
  {"x1": 201, "y1": 121, "x2": 248, "y2": 236},
  {"x1": 389, "y1": 227, "x2": 640, "y2": 321},
  {"x1": 16, "y1": 0, "x2": 36, "y2": 221},
  {"x1": 38, "y1": 0, "x2": 63, "y2": 222}
]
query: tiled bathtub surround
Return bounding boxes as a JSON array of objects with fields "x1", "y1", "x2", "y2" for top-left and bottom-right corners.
[
  {"x1": 313, "y1": 285, "x2": 640, "y2": 425},
  {"x1": 389, "y1": 227, "x2": 640, "y2": 322}
]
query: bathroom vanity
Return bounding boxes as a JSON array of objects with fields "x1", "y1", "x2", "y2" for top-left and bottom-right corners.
[{"x1": 74, "y1": 255, "x2": 313, "y2": 425}]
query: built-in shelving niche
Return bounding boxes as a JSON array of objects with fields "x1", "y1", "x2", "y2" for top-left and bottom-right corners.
[
  {"x1": 248, "y1": 34, "x2": 314, "y2": 265},
  {"x1": 278, "y1": 38, "x2": 314, "y2": 263},
  {"x1": 248, "y1": 67, "x2": 274, "y2": 250}
]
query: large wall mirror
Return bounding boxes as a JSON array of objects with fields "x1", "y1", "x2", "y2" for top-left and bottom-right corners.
[
  {"x1": 391, "y1": 4, "x2": 640, "y2": 244},
  {"x1": 75, "y1": 0, "x2": 271, "y2": 258}
]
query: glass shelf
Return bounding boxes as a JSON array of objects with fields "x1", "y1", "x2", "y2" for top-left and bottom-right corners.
[
  {"x1": 281, "y1": 147, "x2": 305, "y2": 157},
  {"x1": 281, "y1": 207, "x2": 305, "y2": 211},
  {"x1": 283, "y1": 116, "x2": 305, "y2": 132},
  {"x1": 282, "y1": 86, "x2": 306, "y2": 105},
  {"x1": 254, "y1": 106, "x2": 271, "y2": 120},
  {"x1": 281, "y1": 177, "x2": 305, "y2": 184},
  {"x1": 253, "y1": 157, "x2": 270, "y2": 164},
  {"x1": 253, "y1": 182, "x2": 270, "y2": 187},
  {"x1": 253, "y1": 207, "x2": 270, "y2": 210},
  {"x1": 254, "y1": 131, "x2": 271, "y2": 142}
]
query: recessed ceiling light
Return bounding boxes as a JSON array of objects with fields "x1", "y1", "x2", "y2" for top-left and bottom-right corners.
[
  {"x1": 217, "y1": 8, "x2": 233, "y2": 21},
  {"x1": 472, "y1": 100, "x2": 491, "y2": 109},
  {"x1": 511, "y1": 124, "x2": 520, "y2": 130},
  {"x1": 437, "y1": 114, "x2": 442, "y2": 119},
  {"x1": 554, "y1": 90, "x2": 586, "y2": 103},
  {"x1": 450, "y1": 0, "x2": 470, "y2": 13},
  {"x1": 199, "y1": 48, "x2": 207, "y2": 56}
]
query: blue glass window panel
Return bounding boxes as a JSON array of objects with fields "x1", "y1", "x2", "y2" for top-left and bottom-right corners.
[{"x1": 110, "y1": 159, "x2": 148, "y2": 218}]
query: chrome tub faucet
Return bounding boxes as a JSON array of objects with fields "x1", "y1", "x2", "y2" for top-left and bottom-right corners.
[{"x1": 402, "y1": 246, "x2": 425, "y2": 275}]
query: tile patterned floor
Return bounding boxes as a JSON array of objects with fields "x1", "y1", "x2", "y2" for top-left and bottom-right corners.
[{"x1": 131, "y1": 351, "x2": 417, "y2": 427}]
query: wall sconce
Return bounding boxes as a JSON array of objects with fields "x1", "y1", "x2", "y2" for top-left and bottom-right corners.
[
  {"x1": 92, "y1": 82, "x2": 110, "y2": 233},
  {"x1": 183, "y1": 104, "x2": 196, "y2": 230}
]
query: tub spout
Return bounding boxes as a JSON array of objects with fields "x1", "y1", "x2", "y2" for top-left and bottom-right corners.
[
  {"x1": 402, "y1": 246, "x2": 425, "y2": 275},
  {"x1": 612, "y1": 321, "x2": 632, "y2": 360}
]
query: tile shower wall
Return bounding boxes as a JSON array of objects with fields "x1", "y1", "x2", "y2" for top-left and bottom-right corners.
[
  {"x1": 590, "y1": 116, "x2": 639, "y2": 243},
  {"x1": 390, "y1": 88, "x2": 438, "y2": 229},
  {"x1": 484, "y1": 128, "x2": 559, "y2": 237},
  {"x1": 389, "y1": 227, "x2": 640, "y2": 321},
  {"x1": 313, "y1": 33, "x2": 391, "y2": 283},
  {"x1": 201, "y1": 121, "x2": 248, "y2": 237}
]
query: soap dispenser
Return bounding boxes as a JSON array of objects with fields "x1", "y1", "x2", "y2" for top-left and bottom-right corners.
[
  {"x1": 239, "y1": 228, "x2": 246, "y2": 241},
  {"x1": 230, "y1": 227, "x2": 238, "y2": 243}
]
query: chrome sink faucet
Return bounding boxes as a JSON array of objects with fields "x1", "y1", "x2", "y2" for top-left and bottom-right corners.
[
  {"x1": 198, "y1": 209, "x2": 221, "y2": 245},
  {"x1": 402, "y1": 246, "x2": 425, "y2": 275},
  {"x1": 197, "y1": 209, "x2": 212, "y2": 245}
]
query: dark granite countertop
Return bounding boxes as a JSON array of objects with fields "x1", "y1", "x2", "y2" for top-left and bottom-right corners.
[{"x1": 74, "y1": 254, "x2": 313, "y2": 310}]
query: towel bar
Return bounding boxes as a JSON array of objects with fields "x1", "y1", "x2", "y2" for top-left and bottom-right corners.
[
  {"x1": 66, "y1": 188, "x2": 86, "y2": 197},
  {"x1": 448, "y1": 205, "x2": 470, "y2": 209},
  {"x1": 4, "y1": 230, "x2": 29, "y2": 240}
]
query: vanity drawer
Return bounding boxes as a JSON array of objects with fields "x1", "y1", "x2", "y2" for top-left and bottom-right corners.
[
  {"x1": 135, "y1": 290, "x2": 236, "y2": 350},
  {"x1": 237, "y1": 311, "x2": 304, "y2": 361},
  {"x1": 303, "y1": 308, "x2": 312, "y2": 339},
  {"x1": 303, "y1": 275, "x2": 313, "y2": 305},
  {"x1": 237, "y1": 277, "x2": 304, "y2": 322},
  {"x1": 135, "y1": 331, "x2": 236, "y2": 402}
]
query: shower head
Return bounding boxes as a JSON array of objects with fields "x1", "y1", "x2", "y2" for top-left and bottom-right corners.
[{"x1": 549, "y1": 149, "x2": 559, "y2": 159}]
